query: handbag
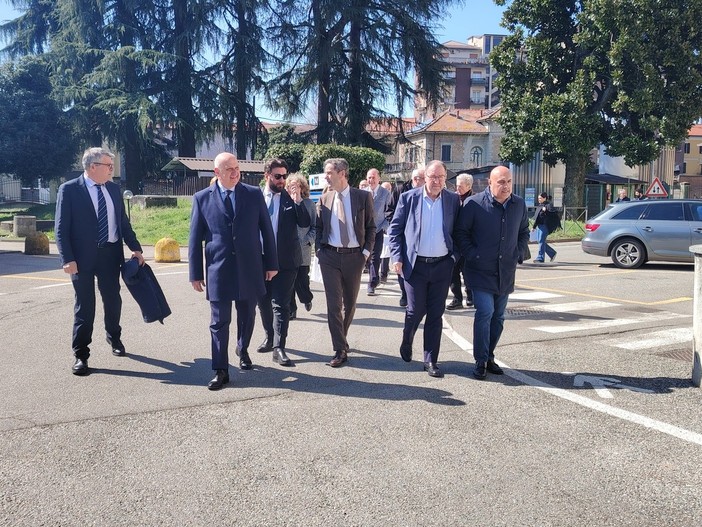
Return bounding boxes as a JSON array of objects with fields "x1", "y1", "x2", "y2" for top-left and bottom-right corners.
[
  {"x1": 310, "y1": 255, "x2": 323, "y2": 283},
  {"x1": 529, "y1": 229, "x2": 539, "y2": 243}
]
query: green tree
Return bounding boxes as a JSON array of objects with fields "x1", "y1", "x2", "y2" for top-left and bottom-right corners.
[
  {"x1": 492, "y1": 0, "x2": 702, "y2": 207},
  {"x1": 300, "y1": 144, "x2": 385, "y2": 185},
  {"x1": 0, "y1": 57, "x2": 78, "y2": 185},
  {"x1": 267, "y1": 0, "x2": 453, "y2": 147}
]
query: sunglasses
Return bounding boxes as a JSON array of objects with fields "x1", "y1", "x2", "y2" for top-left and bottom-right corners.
[{"x1": 272, "y1": 173, "x2": 288, "y2": 180}]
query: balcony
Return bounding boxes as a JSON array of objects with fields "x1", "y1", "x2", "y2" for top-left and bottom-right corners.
[{"x1": 470, "y1": 77, "x2": 486, "y2": 85}]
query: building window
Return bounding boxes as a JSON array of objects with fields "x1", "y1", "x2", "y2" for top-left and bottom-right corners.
[
  {"x1": 682, "y1": 162, "x2": 687, "y2": 174},
  {"x1": 470, "y1": 146, "x2": 483, "y2": 166},
  {"x1": 684, "y1": 143, "x2": 690, "y2": 154},
  {"x1": 441, "y1": 145, "x2": 452, "y2": 162},
  {"x1": 699, "y1": 145, "x2": 702, "y2": 154}
]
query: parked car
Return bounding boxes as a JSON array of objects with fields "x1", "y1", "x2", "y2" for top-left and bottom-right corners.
[{"x1": 581, "y1": 199, "x2": 702, "y2": 268}]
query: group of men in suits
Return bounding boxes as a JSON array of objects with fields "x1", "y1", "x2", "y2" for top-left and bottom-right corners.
[{"x1": 57, "y1": 148, "x2": 527, "y2": 387}]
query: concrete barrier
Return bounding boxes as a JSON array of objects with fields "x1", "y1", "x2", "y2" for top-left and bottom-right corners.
[
  {"x1": 691, "y1": 244, "x2": 702, "y2": 387},
  {"x1": 13, "y1": 215, "x2": 36, "y2": 237},
  {"x1": 24, "y1": 232, "x2": 49, "y2": 255}
]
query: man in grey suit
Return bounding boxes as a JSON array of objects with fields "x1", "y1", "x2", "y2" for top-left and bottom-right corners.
[
  {"x1": 364, "y1": 168, "x2": 392, "y2": 296},
  {"x1": 315, "y1": 158, "x2": 375, "y2": 367},
  {"x1": 55, "y1": 147, "x2": 144, "y2": 376}
]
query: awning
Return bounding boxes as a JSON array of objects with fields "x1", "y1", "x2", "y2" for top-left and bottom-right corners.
[
  {"x1": 585, "y1": 173, "x2": 647, "y2": 185},
  {"x1": 161, "y1": 157, "x2": 266, "y2": 175}
]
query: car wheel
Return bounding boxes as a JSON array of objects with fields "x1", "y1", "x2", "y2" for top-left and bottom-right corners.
[{"x1": 611, "y1": 238, "x2": 646, "y2": 269}]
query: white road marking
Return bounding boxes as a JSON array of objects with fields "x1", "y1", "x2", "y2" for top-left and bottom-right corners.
[
  {"x1": 573, "y1": 374, "x2": 655, "y2": 398},
  {"x1": 509, "y1": 291, "x2": 562, "y2": 301},
  {"x1": 535, "y1": 311, "x2": 682, "y2": 333},
  {"x1": 533, "y1": 300, "x2": 619, "y2": 312},
  {"x1": 611, "y1": 328, "x2": 692, "y2": 350},
  {"x1": 442, "y1": 320, "x2": 702, "y2": 446}
]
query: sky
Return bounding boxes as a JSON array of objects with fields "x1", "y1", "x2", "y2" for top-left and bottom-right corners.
[{"x1": 0, "y1": 0, "x2": 507, "y2": 119}]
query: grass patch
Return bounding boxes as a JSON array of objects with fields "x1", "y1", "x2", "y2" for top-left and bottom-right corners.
[
  {"x1": 0, "y1": 199, "x2": 193, "y2": 245},
  {"x1": 128, "y1": 198, "x2": 192, "y2": 246}
]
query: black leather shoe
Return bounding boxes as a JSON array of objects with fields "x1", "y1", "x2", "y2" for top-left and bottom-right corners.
[
  {"x1": 257, "y1": 339, "x2": 273, "y2": 353},
  {"x1": 72, "y1": 358, "x2": 89, "y2": 376},
  {"x1": 486, "y1": 360, "x2": 504, "y2": 375},
  {"x1": 208, "y1": 369, "x2": 229, "y2": 390},
  {"x1": 446, "y1": 298, "x2": 463, "y2": 311},
  {"x1": 272, "y1": 347, "x2": 293, "y2": 367},
  {"x1": 399, "y1": 342, "x2": 412, "y2": 363},
  {"x1": 329, "y1": 350, "x2": 348, "y2": 368},
  {"x1": 304, "y1": 302, "x2": 312, "y2": 312},
  {"x1": 399, "y1": 295, "x2": 408, "y2": 307},
  {"x1": 424, "y1": 362, "x2": 444, "y2": 378},
  {"x1": 473, "y1": 362, "x2": 487, "y2": 380},
  {"x1": 108, "y1": 338, "x2": 126, "y2": 356},
  {"x1": 238, "y1": 349, "x2": 253, "y2": 370},
  {"x1": 289, "y1": 310, "x2": 297, "y2": 320}
]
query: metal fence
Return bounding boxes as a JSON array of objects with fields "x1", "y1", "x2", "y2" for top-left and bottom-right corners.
[{"x1": 0, "y1": 179, "x2": 51, "y2": 204}]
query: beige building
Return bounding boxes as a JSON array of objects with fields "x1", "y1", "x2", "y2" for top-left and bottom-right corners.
[{"x1": 400, "y1": 108, "x2": 503, "y2": 175}]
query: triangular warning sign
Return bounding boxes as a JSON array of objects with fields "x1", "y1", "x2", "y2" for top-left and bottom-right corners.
[{"x1": 644, "y1": 177, "x2": 668, "y2": 198}]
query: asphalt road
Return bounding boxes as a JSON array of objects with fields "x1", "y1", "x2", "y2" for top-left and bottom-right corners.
[{"x1": 1, "y1": 239, "x2": 700, "y2": 526}]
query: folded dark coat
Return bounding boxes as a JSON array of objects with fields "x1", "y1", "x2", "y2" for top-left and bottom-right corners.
[{"x1": 121, "y1": 258, "x2": 172, "y2": 323}]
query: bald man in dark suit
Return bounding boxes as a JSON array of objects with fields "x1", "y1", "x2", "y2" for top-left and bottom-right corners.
[{"x1": 189, "y1": 152, "x2": 278, "y2": 390}]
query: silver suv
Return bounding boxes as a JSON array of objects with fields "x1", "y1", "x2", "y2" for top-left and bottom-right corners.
[{"x1": 581, "y1": 199, "x2": 702, "y2": 268}]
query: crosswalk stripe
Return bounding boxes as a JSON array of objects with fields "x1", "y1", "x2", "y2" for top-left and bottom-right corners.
[
  {"x1": 610, "y1": 328, "x2": 692, "y2": 350},
  {"x1": 534, "y1": 311, "x2": 682, "y2": 334},
  {"x1": 510, "y1": 292, "x2": 562, "y2": 301},
  {"x1": 526, "y1": 300, "x2": 619, "y2": 313}
]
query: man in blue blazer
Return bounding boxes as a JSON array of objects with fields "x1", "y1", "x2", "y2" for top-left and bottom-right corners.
[
  {"x1": 454, "y1": 165, "x2": 529, "y2": 380},
  {"x1": 389, "y1": 160, "x2": 460, "y2": 378},
  {"x1": 189, "y1": 152, "x2": 278, "y2": 390},
  {"x1": 55, "y1": 147, "x2": 144, "y2": 376},
  {"x1": 255, "y1": 158, "x2": 310, "y2": 367}
]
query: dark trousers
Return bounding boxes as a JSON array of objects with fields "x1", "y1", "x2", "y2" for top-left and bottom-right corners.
[
  {"x1": 258, "y1": 268, "x2": 297, "y2": 349},
  {"x1": 71, "y1": 243, "x2": 123, "y2": 359},
  {"x1": 290, "y1": 264, "x2": 313, "y2": 313},
  {"x1": 401, "y1": 256, "x2": 454, "y2": 364},
  {"x1": 449, "y1": 256, "x2": 472, "y2": 303},
  {"x1": 209, "y1": 299, "x2": 256, "y2": 370},
  {"x1": 318, "y1": 247, "x2": 366, "y2": 352},
  {"x1": 367, "y1": 230, "x2": 385, "y2": 289},
  {"x1": 380, "y1": 257, "x2": 389, "y2": 280}
]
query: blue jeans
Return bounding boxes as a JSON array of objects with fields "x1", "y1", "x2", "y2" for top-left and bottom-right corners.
[
  {"x1": 471, "y1": 289, "x2": 510, "y2": 365},
  {"x1": 535, "y1": 224, "x2": 556, "y2": 262}
]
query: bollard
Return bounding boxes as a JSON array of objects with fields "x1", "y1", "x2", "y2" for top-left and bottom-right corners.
[
  {"x1": 691, "y1": 245, "x2": 702, "y2": 387},
  {"x1": 13, "y1": 215, "x2": 37, "y2": 237},
  {"x1": 154, "y1": 237, "x2": 181, "y2": 263}
]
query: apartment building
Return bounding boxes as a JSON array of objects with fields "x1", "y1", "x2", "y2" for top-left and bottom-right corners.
[{"x1": 414, "y1": 34, "x2": 506, "y2": 125}]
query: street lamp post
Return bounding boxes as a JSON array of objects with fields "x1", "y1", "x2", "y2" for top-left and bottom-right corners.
[{"x1": 123, "y1": 190, "x2": 134, "y2": 221}]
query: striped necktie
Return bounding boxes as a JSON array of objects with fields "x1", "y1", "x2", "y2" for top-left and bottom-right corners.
[{"x1": 96, "y1": 184, "x2": 108, "y2": 246}]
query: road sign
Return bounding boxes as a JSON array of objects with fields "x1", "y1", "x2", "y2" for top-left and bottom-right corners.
[{"x1": 645, "y1": 177, "x2": 668, "y2": 198}]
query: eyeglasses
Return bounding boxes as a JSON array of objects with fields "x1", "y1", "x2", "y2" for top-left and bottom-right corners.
[
  {"x1": 272, "y1": 173, "x2": 288, "y2": 180},
  {"x1": 94, "y1": 162, "x2": 114, "y2": 169},
  {"x1": 426, "y1": 175, "x2": 446, "y2": 182}
]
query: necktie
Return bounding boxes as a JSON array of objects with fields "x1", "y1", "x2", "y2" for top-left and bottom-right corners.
[
  {"x1": 224, "y1": 190, "x2": 234, "y2": 218},
  {"x1": 96, "y1": 184, "x2": 108, "y2": 246},
  {"x1": 267, "y1": 195, "x2": 275, "y2": 216},
  {"x1": 336, "y1": 192, "x2": 350, "y2": 247}
]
